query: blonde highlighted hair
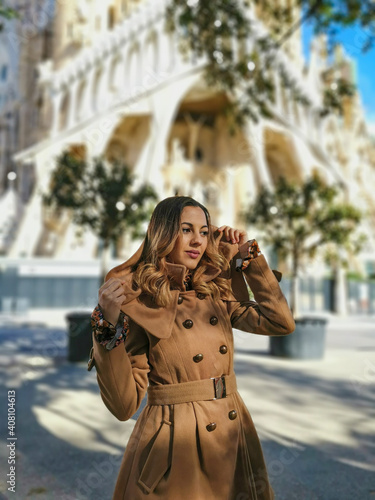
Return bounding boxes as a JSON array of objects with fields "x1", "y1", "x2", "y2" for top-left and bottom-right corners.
[{"x1": 131, "y1": 196, "x2": 233, "y2": 307}]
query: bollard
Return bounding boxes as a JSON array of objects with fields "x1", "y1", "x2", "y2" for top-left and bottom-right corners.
[{"x1": 66, "y1": 311, "x2": 93, "y2": 362}]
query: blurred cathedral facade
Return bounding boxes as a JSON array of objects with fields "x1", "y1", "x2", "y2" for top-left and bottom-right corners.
[{"x1": 0, "y1": 0, "x2": 374, "y2": 276}]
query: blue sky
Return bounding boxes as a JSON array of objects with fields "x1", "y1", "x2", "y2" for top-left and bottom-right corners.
[{"x1": 302, "y1": 22, "x2": 375, "y2": 130}]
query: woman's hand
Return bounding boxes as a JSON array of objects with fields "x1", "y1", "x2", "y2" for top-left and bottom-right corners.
[
  {"x1": 216, "y1": 225, "x2": 248, "y2": 246},
  {"x1": 98, "y1": 278, "x2": 127, "y2": 326}
]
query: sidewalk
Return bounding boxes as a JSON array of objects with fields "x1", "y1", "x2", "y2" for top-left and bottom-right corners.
[
  {"x1": 233, "y1": 318, "x2": 375, "y2": 500},
  {"x1": 0, "y1": 316, "x2": 374, "y2": 500}
]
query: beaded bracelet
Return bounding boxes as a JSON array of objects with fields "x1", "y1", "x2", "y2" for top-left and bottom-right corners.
[{"x1": 90, "y1": 304, "x2": 129, "y2": 350}]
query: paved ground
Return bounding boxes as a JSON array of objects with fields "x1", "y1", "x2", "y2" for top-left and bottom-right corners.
[{"x1": 0, "y1": 314, "x2": 374, "y2": 500}]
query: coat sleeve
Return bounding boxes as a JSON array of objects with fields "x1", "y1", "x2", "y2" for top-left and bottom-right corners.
[
  {"x1": 226, "y1": 254, "x2": 295, "y2": 336},
  {"x1": 92, "y1": 317, "x2": 150, "y2": 421}
]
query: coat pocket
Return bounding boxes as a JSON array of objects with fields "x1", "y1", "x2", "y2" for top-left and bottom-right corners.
[{"x1": 137, "y1": 413, "x2": 172, "y2": 494}]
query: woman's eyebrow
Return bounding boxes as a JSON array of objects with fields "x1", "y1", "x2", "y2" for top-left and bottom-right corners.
[{"x1": 181, "y1": 222, "x2": 208, "y2": 228}]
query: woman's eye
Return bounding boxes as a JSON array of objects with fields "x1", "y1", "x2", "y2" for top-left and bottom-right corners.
[
  {"x1": 182, "y1": 227, "x2": 208, "y2": 236},
  {"x1": 182, "y1": 228, "x2": 208, "y2": 236}
]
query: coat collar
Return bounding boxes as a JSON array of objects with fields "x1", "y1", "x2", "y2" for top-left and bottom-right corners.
[
  {"x1": 164, "y1": 261, "x2": 222, "y2": 290},
  {"x1": 113, "y1": 261, "x2": 223, "y2": 340},
  {"x1": 104, "y1": 226, "x2": 242, "y2": 340}
]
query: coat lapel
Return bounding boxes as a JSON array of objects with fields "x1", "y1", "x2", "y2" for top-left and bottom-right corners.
[
  {"x1": 116, "y1": 261, "x2": 223, "y2": 340},
  {"x1": 104, "y1": 227, "x2": 246, "y2": 339},
  {"x1": 121, "y1": 290, "x2": 179, "y2": 340}
]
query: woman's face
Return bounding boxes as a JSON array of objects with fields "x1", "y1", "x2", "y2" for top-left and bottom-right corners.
[{"x1": 166, "y1": 206, "x2": 209, "y2": 270}]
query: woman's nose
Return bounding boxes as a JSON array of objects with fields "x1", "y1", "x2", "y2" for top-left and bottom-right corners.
[{"x1": 190, "y1": 232, "x2": 203, "y2": 245}]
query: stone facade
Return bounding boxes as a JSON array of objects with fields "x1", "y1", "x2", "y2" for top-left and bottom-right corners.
[{"x1": 0, "y1": 0, "x2": 374, "y2": 277}]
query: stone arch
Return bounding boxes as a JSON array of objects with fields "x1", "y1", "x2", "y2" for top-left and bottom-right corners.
[
  {"x1": 108, "y1": 55, "x2": 122, "y2": 99},
  {"x1": 102, "y1": 114, "x2": 152, "y2": 256},
  {"x1": 37, "y1": 92, "x2": 52, "y2": 136},
  {"x1": 127, "y1": 43, "x2": 142, "y2": 97},
  {"x1": 39, "y1": 143, "x2": 86, "y2": 256},
  {"x1": 144, "y1": 31, "x2": 158, "y2": 73},
  {"x1": 104, "y1": 115, "x2": 152, "y2": 169},
  {"x1": 59, "y1": 91, "x2": 70, "y2": 131},
  {"x1": 108, "y1": 5, "x2": 116, "y2": 30},
  {"x1": 75, "y1": 78, "x2": 87, "y2": 121},
  {"x1": 163, "y1": 81, "x2": 260, "y2": 223},
  {"x1": 92, "y1": 67, "x2": 104, "y2": 113},
  {"x1": 158, "y1": 28, "x2": 173, "y2": 72},
  {"x1": 263, "y1": 127, "x2": 303, "y2": 182},
  {"x1": 32, "y1": 91, "x2": 44, "y2": 130}
]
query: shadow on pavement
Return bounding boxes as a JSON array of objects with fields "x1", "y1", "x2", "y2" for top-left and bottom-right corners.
[
  {"x1": 0, "y1": 324, "x2": 374, "y2": 499},
  {"x1": 234, "y1": 356, "x2": 375, "y2": 500}
]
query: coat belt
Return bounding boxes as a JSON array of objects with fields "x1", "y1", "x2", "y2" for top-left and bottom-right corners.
[{"x1": 147, "y1": 373, "x2": 237, "y2": 405}]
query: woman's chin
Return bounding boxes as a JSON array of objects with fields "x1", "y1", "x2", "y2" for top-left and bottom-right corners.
[{"x1": 182, "y1": 259, "x2": 199, "y2": 270}]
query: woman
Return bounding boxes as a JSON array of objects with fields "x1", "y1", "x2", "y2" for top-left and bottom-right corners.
[{"x1": 88, "y1": 196, "x2": 295, "y2": 500}]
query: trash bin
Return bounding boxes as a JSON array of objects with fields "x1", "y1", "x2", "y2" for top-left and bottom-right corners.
[
  {"x1": 66, "y1": 311, "x2": 93, "y2": 362},
  {"x1": 269, "y1": 317, "x2": 328, "y2": 360}
]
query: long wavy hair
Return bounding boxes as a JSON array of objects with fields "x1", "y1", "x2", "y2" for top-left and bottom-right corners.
[{"x1": 132, "y1": 196, "x2": 233, "y2": 307}]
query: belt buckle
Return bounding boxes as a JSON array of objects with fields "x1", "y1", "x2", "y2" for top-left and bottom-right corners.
[{"x1": 211, "y1": 375, "x2": 226, "y2": 400}]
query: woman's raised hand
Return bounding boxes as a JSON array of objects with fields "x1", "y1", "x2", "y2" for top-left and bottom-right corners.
[
  {"x1": 216, "y1": 226, "x2": 248, "y2": 246},
  {"x1": 98, "y1": 278, "x2": 127, "y2": 326}
]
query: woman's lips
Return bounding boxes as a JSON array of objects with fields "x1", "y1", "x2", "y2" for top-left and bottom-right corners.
[{"x1": 186, "y1": 251, "x2": 200, "y2": 259}]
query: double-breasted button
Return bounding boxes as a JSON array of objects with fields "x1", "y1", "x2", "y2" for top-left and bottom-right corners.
[
  {"x1": 228, "y1": 410, "x2": 237, "y2": 420},
  {"x1": 219, "y1": 345, "x2": 228, "y2": 354},
  {"x1": 183, "y1": 319, "x2": 193, "y2": 329},
  {"x1": 193, "y1": 353, "x2": 204, "y2": 363},
  {"x1": 206, "y1": 422, "x2": 217, "y2": 432},
  {"x1": 178, "y1": 296, "x2": 183, "y2": 304},
  {"x1": 210, "y1": 316, "x2": 218, "y2": 326},
  {"x1": 197, "y1": 293, "x2": 205, "y2": 300}
]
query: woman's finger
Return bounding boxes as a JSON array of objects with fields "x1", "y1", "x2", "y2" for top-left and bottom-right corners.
[
  {"x1": 101, "y1": 279, "x2": 124, "y2": 294},
  {"x1": 218, "y1": 226, "x2": 247, "y2": 244},
  {"x1": 222, "y1": 227, "x2": 231, "y2": 241},
  {"x1": 100, "y1": 284, "x2": 125, "y2": 304},
  {"x1": 112, "y1": 288, "x2": 127, "y2": 300},
  {"x1": 227, "y1": 228, "x2": 238, "y2": 243}
]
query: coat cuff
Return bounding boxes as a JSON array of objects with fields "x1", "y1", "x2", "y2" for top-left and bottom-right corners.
[{"x1": 90, "y1": 305, "x2": 128, "y2": 351}]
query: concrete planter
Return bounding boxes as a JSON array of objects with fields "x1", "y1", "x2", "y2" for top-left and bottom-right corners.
[
  {"x1": 66, "y1": 312, "x2": 93, "y2": 362},
  {"x1": 269, "y1": 317, "x2": 328, "y2": 359}
]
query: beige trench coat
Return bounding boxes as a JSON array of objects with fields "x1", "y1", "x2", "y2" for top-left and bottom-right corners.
[{"x1": 89, "y1": 228, "x2": 295, "y2": 500}]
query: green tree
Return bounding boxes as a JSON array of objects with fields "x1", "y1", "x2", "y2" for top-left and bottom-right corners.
[
  {"x1": 42, "y1": 152, "x2": 158, "y2": 283},
  {"x1": 241, "y1": 174, "x2": 365, "y2": 317},
  {"x1": 0, "y1": 1, "x2": 17, "y2": 31},
  {"x1": 166, "y1": 0, "x2": 372, "y2": 128}
]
